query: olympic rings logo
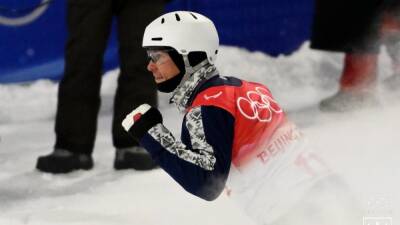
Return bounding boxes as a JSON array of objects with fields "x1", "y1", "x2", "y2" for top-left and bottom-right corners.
[
  {"x1": 0, "y1": 0, "x2": 49, "y2": 26},
  {"x1": 237, "y1": 86, "x2": 282, "y2": 122}
]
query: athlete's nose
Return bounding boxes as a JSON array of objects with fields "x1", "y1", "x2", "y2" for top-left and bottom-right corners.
[{"x1": 147, "y1": 61, "x2": 157, "y2": 72}]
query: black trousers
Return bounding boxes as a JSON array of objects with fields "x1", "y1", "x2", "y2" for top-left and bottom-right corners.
[
  {"x1": 310, "y1": 0, "x2": 383, "y2": 53},
  {"x1": 55, "y1": 0, "x2": 163, "y2": 154}
]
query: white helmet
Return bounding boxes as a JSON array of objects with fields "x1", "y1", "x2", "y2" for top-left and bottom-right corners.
[{"x1": 142, "y1": 11, "x2": 219, "y2": 64}]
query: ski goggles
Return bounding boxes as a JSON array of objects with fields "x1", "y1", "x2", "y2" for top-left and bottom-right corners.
[{"x1": 146, "y1": 49, "x2": 174, "y2": 64}]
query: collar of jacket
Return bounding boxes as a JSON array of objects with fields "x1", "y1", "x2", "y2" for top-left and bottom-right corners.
[{"x1": 170, "y1": 64, "x2": 219, "y2": 113}]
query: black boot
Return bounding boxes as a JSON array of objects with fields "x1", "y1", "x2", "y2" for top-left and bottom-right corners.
[
  {"x1": 319, "y1": 90, "x2": 379, "y2": 112},
  {"x1": 36, "y1": 149, "x2": 93, "y2": 174},
  {"x1": 382, "y1": 18, "x2": 400, "y2": 91},
  {"x1": 114, "y1": 147, "x2": 157, "y2": 171},
  {"x1": 383, "y1": 73, "x2": 400, "y2": 91}
]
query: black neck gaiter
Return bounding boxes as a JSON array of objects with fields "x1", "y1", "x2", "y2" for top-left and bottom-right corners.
[
  {"x1": 156, "y1": 49, "x2": 186, "y2": 93},
  {"x1": 156, "y1": 72, "x2": 184, "y2": 92},
  {"x1": 156, "y1": 49, "x2": 208, "y2": 93}
]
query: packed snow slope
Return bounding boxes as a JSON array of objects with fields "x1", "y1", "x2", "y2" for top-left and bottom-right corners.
[{"x1": 0, "y1": 43, "x2": 399, "y2": 225}]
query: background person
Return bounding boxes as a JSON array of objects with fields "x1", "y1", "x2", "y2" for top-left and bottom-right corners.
[
  {"x1": 36, "y1": 0, "x2": 166, "y2": 173},
  {"x1": 311, "y1": 0, "x2": 400, "y2": 111}
]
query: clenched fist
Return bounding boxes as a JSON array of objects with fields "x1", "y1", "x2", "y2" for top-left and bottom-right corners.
[{"x1": 122, "y1": 104, "x2": 163, "y2": 141}]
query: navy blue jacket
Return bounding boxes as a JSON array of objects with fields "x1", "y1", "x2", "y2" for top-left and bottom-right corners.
[{"x1": 139, "y1": 75, "x2": 242, "y2": 201}]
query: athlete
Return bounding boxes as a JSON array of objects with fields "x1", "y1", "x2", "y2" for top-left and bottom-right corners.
[{"x1": 122, "y1": 11, "x2": 358, "y2": 225}]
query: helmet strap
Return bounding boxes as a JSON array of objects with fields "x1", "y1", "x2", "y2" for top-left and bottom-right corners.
[
  {"x1": 180, "y1": 55, "x2": 209, "y2": 84},
  {"x1": 183, "y1": 54, "x2": 194, "y2": 74}
]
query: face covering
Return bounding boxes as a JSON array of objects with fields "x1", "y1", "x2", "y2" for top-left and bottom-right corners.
[
  {"x1": 154, "y1": 49, "x2": 208, "y2": 93},
  {"x1": 156, "y1": 49, "x2": 186, "y2": 93},
  {"x1": 156, "y1": 72, "x2": 184, "y2": 93}
]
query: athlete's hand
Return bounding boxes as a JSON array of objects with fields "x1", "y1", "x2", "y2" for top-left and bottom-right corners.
[{"x1": 122, "y1": 104, "x2": 163, "y2": 141}]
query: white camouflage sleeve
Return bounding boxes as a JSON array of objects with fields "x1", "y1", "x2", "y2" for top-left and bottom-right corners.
[{"x1": 147, "y1": 107, "x2": 216, "y2": 171}]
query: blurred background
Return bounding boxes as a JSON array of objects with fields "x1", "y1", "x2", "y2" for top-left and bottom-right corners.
[
  {"x1": 1, "y1": 1, "x2": 399, "y2": 225},
  {"x1": 0, "y1": 0, "x2": 313, "y2": 83}
]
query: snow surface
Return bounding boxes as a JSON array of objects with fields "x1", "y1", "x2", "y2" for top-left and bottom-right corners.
[{"x1": 0, "y1": 43, "x2": 399, "y2": 225}]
